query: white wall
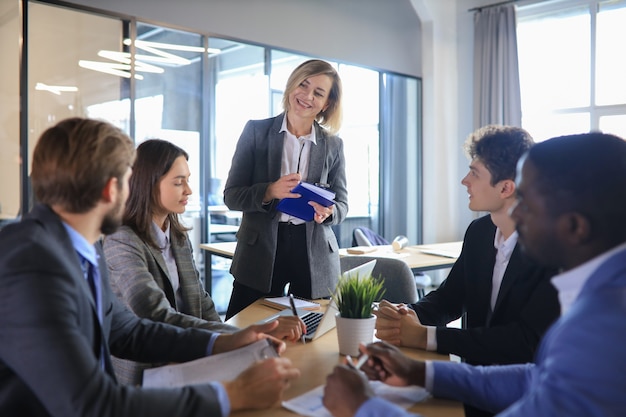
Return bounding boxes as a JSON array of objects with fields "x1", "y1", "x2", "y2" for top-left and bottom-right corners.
[
  {"x1": 62, "y1": 0, "x2": 484, "y2": 243},
  {"x1": 413, "y1": 0, "x2": 501, "y2": 243}
]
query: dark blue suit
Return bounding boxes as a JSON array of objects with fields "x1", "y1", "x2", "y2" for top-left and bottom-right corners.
[{"x1": 0, "y1": 205, "x2": 224, "y2": 416}]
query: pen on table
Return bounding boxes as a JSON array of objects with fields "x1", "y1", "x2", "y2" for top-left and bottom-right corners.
[
  {"x1": 345, "y1": 354, "x2": 370, "y2": 371},
  {"x1": 289, "y1": 293, "x2": 306, "y2": 344}
]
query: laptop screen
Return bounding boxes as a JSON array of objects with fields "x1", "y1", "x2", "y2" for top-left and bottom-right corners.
[{"x1": 342, "y1": 259, "x2": 377, "y2": 280}]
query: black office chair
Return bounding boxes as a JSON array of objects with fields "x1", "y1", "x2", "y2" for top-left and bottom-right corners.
[{"x1": 340, "y1": 256, "x2": 418, "y2": 304}]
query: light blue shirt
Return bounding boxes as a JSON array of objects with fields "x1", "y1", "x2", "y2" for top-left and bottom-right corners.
[
  {"x1": 62, "y1": 222, "x2": 104, "y2": 370},
  {"x1": 62, "y1": 223, "x2": 102, "y2": 321},
  {"x1": 355, "y1": 397, "x2": 422, "y2": 417}
]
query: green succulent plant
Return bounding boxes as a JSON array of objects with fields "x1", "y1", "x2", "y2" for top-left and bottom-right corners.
[{"x1": 331, "y1": 272, "x2": 386, "y2": 319}]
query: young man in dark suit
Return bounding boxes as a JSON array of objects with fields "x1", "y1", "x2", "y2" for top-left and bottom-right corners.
[
  {"x1": 0, "y1": 117, "x2": 300, "y2": 417},
  {"x1": 374, "y1": 125, "x2": 560, "y2": 416}
]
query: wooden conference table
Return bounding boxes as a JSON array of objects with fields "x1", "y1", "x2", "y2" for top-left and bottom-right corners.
[{"x1": 226, "y1": 300, "x2": 463, "y2": 417}]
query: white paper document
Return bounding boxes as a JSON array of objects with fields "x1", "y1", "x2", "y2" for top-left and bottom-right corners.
[
  {"x1": 419, "y1": 241, "x2": 463, "y2": 259},
  {"x1": 282, "y1": 381, "x2": 430, "y2": 417},
  {"x1": 262, "y1": 296, "x2": 321, "y2": 311},
  {"x1": 142, "y1": 339, "x2": 279, "y2": 388}
]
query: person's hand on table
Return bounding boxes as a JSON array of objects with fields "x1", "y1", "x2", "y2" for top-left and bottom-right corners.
[
  {"x1": 360, "y1": 341, "x2": 426, "y2": 388},
  {"x1": 267, "y1": 316, "x2": 307, "y2": 342},
  {"x1": 224, "y1": 357, "x2": 300, "y2": 411},
  {"x1": 374, "y1": 300, "x2": 427, "y2": 349},
  {"x1": 323, "y1": 364, "x2": 374, "y2": 417},
  {"x1": 213, "y1": 320, "x2": 286, "y2": 355}
]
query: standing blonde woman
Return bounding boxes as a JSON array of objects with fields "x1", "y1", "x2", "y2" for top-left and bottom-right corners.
[{"x1": 224, "y1": 59, "x2": 348, "y2": 319}]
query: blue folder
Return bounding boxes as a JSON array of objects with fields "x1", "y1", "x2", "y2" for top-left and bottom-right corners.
[{"x1": 276, "y1": 182, "x2": 336, "y2": 221}]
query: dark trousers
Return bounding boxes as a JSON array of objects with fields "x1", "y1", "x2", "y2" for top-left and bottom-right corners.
[{"x1": 225, "y1": 222, "x2": 312, "y2": 320}]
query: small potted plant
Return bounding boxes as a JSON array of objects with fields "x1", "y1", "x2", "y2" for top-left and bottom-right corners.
[{"x1": 331, "y1": 270, "x2": 386, "y2": 356}]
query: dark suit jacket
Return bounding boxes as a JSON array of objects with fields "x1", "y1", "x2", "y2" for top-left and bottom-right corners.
[
  {"x1": 224, "y1": 114, "x2": 348, "y2": 298},
  {"x1": 0, "y1": 205, "x2": 224, "y2": 416},
  {"x1": 103, "y1": 225, "x2": 238, "y2": 385},
  {"x1": 412, "y1": 215, "x2": 560, "y2": 365}
]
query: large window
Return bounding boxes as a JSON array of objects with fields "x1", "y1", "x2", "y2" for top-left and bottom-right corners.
[
  {"x1": 517, "y1": 0, "x2": 626, "y2": 141},
  {"x1": 25, "y1": 3, "x2": 128, "y2": 221},
  {"x1": 4, "y1": 0, "x2": 422, "y2": 313}
]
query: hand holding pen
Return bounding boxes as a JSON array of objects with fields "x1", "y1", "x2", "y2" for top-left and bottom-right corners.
[{"x1": 289, "y1": 293, "x2": 307, "y2": 344}]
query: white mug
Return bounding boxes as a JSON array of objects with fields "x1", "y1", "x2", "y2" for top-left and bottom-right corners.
[{"x1": 392, "y1": 235, "x2": 409, "y2": 251}]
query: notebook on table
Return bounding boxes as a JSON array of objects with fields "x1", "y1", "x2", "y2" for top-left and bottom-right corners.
[{"x1": 259, "y1": 260, "x2": 377, "y2": 341}]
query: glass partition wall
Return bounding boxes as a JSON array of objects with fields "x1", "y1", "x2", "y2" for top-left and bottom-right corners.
[
  {"x1": 0, "y1": 0, "x2": 20, "y2": 225},
  {"x1": 4, "y1": 0, "x2": 422, "y2": 313}
]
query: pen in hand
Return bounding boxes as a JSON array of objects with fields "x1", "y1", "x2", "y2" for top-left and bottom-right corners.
[
  {"x1": 345, "y1": 354, "x2": 370, "y2": 371},
  {"x1": 289, "y1": 293, "x2": 306, "y2": 344}
]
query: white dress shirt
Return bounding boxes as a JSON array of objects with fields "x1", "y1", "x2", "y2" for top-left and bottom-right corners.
[
  {"x1": 425, "y1": 227, "x2": 517, "y2": 351},
  {"x1": 278, "y1": 113, "x2": 317, "y2": 224}
]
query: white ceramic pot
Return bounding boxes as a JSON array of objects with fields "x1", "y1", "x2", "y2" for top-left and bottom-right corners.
[{"x1": 334, "y1": 313, "x2": 376, "y2": 356}]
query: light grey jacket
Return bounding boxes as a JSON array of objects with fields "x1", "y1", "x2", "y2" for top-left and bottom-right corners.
[
  {"x1": 224, "y1": 114, "x2": 348, "y2": 298},
  {"x1": 103, "y1": 225, "x2": 237, "y2": 385}
]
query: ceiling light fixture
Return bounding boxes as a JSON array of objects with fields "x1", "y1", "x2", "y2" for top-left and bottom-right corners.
[
  {"x1": 79, "y1": 39, "x2": 222, "y2": 79},
  {"x1": 123, "y1": 38, "x2": 221, "y2": 55},
  {"x1": 35, "y1": 82, "x2": 79, "y2": 95}
]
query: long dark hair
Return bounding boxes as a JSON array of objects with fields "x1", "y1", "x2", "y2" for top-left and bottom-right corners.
[{"x1": 123, "y1": 139, "x2": 190, "y2": 248}]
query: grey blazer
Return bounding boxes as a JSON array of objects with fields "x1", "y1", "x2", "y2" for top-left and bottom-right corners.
[
  {"x1": 103, "y1": 225, "x2": 237, "y2": 385},
  {"x1": 224, "y1": 114, "x2": 348, "y2": 298}
]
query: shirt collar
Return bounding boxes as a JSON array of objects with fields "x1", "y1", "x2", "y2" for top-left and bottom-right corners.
[
  {"x1": 62, "y1": 222, "x2": 98, "y2": 267},
  {"x1": 152, "y1": 222, "x2": 170, "y2": 248},
  {"x1": 493, "y1": 228, "x2": 518, "y2": 260},
  {"x1": 280, "y1": 113, "x2": 317, "y2": 145},
  {"x1": 551, "y1": 241, "x2": 626, "y2": 314},
  {"x1": 151, "y1": 221, "x2": 171, "y2": 248}
]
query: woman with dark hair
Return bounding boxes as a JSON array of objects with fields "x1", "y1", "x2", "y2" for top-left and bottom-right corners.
[{"x1": 103, "y1": 139, "x2": 304, "y2": 386}]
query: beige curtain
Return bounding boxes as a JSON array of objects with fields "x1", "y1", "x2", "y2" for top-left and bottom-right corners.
[{"x1": 473, "y1": 5, "x2": 522, "y2": 128}]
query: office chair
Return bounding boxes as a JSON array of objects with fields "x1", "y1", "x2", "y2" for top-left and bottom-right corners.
[
  {"x1": 352, "y1": 227, "x2": 389, "y2": 247},
  {"x1": 351, "y1": 227, "x2": 432, "y2": 299},
  {"x1": 339, "y1": 256, "x2": 418, "y2": 304}
]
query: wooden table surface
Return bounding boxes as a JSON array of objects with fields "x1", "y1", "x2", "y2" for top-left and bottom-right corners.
[
  {"x1": 200, "y1": 241, "x2": 461, "y2": 273},
  {"x1": 226, "y1": 300, "x2": 463, "y2": 417}
]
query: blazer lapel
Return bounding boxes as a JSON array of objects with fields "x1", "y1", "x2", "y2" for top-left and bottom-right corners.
[
  {"x1": 95, "y1": 245, "x2": 116, "y2": 380},
  {"x1": 307, "y1": 125, "x2": 326, "y2": 184},
  {"x1": 476, "y1": 244, "x2": 497, "y2": 323},
  {"x1": 147, "y1": 245, "x2": 177, "y2": 307},
  {"x1": 492, "y1": 244, "x2": 524, "y2": 313},
  {"x1": 171, "y1": 239, "x2": 200, "y2": 316},
  {"x1": 268, "y1": 115, "x2": 285, "y2": 181}
]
